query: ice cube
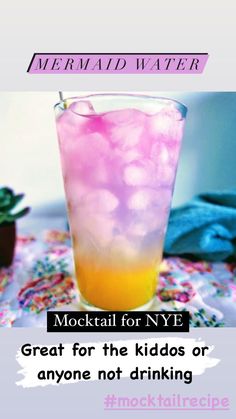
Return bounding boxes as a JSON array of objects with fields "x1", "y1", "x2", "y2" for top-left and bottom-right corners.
[
  {"x1": 57, "y1": 103, "x2": 92, "y2": 145},
  {"x1": 169, "y1": 142, "x2": 181, "y2": 165},
  {"x1": 127, "y1": 188, "x2": 159, "y2": 210},
  {"x1": 62, "y1": 133, "x2": 109, "y2": 179},
  {"x1": 150, "y1": 142, "x2": 170, "y2": 165},
  {"x1": 122, "y1": 149, "x2": 142, "y2": 164},
  {"x1": 150, "y1": 141, "x2": 179, "y2": 186},
  {"x1": 148, "y1": 106, "x2": 184, "y2": 141},
  {"x1": 59, "y1": 132, "x2": 110, "y2": 180},
  {"x1": 141, "y1": 230, "x2": 165, "y2": 252},
  {"x1": 74, "y1": 232, "x2": 100, "y2": 259},
  {"x1": 128, "y1": 221, "x2": 147, "y2": 237},
  {"x1": 156, "y1": 164, "x2": 176, "y2": 186},
  {"x1": 77, "y1": 132, "x2": 110, "y2": 161},
  {"x1": 84, "y1": 189, "x2": 119, "y2": 213},
  {"x1": 86, "y1": 215, "x2": 115, "y2": 248},
  {"x1": 65, "y1": 180, "x2": 90, "y2": 210},
  {"x1": 73, "y1": 211, "x2": 116, "y2": 248},
  {"x1": 89, "y1": 158, "x2": 110, "y2": 185},
  {"x1": 128, "y1": 209, "x2": 167, "y2": 237},
  {"x1": 103, "y1": 108, "x2": 144, "y2": 125},
  {"x1": 123, "y1": 159, "x2": 155, "y2": 186},
  {"x1": 109, "y1": 235, "x2": 139, "y2": 260},
  {"x1": 70, "y1": 100, "x2": 95, "y2": 116},
  {"x1": 157, "y1": 188, "x2": 173, "y2": 208},
  {"x1": 61, "y1": 135, "x2": 107, "y2": 182},
  {"x1": 105, "y1": 108, "x2": 145, "y2": 150},
  {"x1": 127, "y1": 186, "x2": 172, "y2": 212},
  {"x1": 110, "y1": 125, "x2": 143, "y2": 150}
]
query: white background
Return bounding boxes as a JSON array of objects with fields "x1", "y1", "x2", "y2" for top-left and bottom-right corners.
[{"x1": 0, "y1": 1, "x2": 236, "y2": 91}]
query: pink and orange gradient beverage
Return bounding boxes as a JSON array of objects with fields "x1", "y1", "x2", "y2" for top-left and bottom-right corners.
[{"x1": 55, "y1": 94, "x2": 187, "y2": 311}]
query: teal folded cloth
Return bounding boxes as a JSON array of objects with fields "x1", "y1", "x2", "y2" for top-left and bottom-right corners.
[{"x1": 164, "y1": 190, "x2": 236, "y2": 262}]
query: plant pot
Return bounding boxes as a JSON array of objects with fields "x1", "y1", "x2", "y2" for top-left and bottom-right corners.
[{"x1": 0, "y1": 222, "x2": 16, "y2": 268}]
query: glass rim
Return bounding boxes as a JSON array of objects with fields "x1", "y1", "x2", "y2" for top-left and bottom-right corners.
[{"x1": 54, "y1": 93, "x2": 188, "y2": 118}]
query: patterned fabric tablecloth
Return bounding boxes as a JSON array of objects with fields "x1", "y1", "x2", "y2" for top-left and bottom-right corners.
[{"x1": 0, "y1": 230, "x2": 236, "y2": 327}]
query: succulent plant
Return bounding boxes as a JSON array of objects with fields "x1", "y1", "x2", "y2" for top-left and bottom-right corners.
[{"x1": 0, "y1": 187, "x2": 30, "y2": 225}]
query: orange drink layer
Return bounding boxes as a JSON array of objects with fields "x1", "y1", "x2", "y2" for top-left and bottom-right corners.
[
  {"x1": 74, "y1": 241, "x2": 161, "y2": 310},
  {"x1": 55, "y1": 95, "x2": 187, "y2": 311}
]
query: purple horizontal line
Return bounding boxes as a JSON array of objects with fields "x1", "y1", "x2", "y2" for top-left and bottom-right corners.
[
  {"x1": 33, "y1": 52, "x2": 209, "y2": 55},
  {"x1": 104, "y1": 408, "x2": 230, "y2": 411}
]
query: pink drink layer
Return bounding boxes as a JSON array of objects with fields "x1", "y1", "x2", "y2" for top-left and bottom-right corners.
[{"x1": 56, "y1": 100, "x2": 184, "y2": 310}]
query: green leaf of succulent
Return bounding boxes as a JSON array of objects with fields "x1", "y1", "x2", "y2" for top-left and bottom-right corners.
[
  {"x1": 2, "y1": 193, "x2": 24, "y2": 212},
  {"x1": 0, "y1": 213, "x2": 7, "y2": 223},
  {"x1": 0, "y1": 187, "x2": 13, "y2": 197},
  {"x1": 13, "y1": 193, "x2": 24, "y2": 206},
  {"x1": 0, "y1": 187, "x2": 14, "y2": 209},
  {"x1": 0, "y1": 187, "x2": 30, "y2": 225},
  {"x1": 9, "y1": 207, "x2": 30, "y2": 220}
]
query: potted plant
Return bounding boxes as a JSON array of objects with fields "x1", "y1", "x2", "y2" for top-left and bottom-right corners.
[{"x1": 0, "y1": 187, "x2": 30, "y2": 267}]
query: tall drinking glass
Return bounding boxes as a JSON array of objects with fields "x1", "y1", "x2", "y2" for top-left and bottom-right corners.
[{"x1": 55, "y1": 94, "x2": 187, "y2": 311}]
